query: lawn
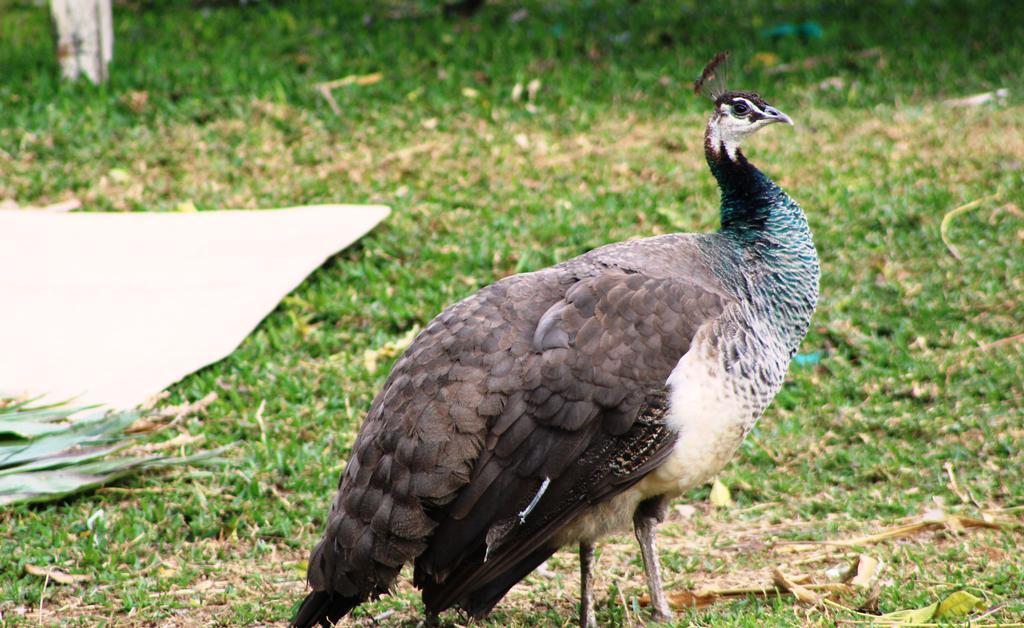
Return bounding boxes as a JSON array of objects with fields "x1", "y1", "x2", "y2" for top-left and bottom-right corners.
[{"x1": 1, "y1": 0, "x2": 1022, "y2": 625}]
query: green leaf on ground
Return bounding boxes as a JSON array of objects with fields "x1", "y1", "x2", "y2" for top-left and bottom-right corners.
[
  {"x1": 710, "y1": 478, "x2": 733, "y2": 508},
  {"x1": 935, "y1": 590, "x2": 984, "y2": 619},
  {"x1": 877, "y1": 590, "x2": 985, "y2": 624},
  {"x1": 0, "y1": 398, "x2": 231, "y2": 506}
]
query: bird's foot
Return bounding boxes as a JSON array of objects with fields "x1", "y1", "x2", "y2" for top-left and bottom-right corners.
[
  {"x1": 648, "y1": 608, "x2": 674, "y2": 625},
  {"x1": 634, "y1": 498, "x2": 673, "y2": 626},
  {"x1": 581, "y1": 611, "x2": 599, "y2": 628},
  {"x1": 579, "y1": 542, "x2": 599, "y2": 628}
]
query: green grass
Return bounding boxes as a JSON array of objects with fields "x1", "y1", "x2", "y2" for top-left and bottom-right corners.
[{"x1": 1, "y1": 0, "x2": 1022, "y2": 625}]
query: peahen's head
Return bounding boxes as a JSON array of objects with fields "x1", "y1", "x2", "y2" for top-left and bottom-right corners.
[{"x1": 695, "y1": 52, "x2": 793, "y2": 161}]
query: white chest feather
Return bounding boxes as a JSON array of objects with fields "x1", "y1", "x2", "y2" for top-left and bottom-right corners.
[
  {"x1": 636, "y1": 341, "x2": 755, "y2": 498},
  {"x1": 557, "y1": 338, "x2": 759, "y2": 546}
]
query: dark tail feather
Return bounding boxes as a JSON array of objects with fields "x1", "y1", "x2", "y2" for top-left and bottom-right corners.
[
  {"x1": 291, "y1": 590, "x2": 362, "y2": 628},
  {"x1": 462, "y1": 545, "x2": 558, "y2": 618}
]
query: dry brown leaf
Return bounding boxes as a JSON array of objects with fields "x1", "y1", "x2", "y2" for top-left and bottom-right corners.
[
  {"x1": 663, "y1": 589, "x2": 719, "y2": 609},
  {"x1": 849, "y1": 554, "x2": 882, "y2": 590},
  {"x1": 25, "y1": 564, "x2": 92, "y2": 585},
  {"x1": 772, "y1": 567, "x2": 822, "y2": 605},
  {"x1": 645, "y1": 582, "x2": 850, "y2": 610},
  {"x1": 777, "y1": 510, "x2": 1011, "y2": 553}
]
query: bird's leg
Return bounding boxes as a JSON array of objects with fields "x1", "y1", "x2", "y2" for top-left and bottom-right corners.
[
  {"x1": 633, "y1": 497, "x2": 672, "y2": 623},
  {"x1": 579, "y1": 542, "x2": 598, "y2": 628}
]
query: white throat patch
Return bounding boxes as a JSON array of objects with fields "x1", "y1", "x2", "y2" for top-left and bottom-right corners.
[
  {"x1": 707, "y1": 120, "x2": 741, "y2": 160},
  {"x1": 706, "y1": 98, "x2": 772, "y2": 160}
]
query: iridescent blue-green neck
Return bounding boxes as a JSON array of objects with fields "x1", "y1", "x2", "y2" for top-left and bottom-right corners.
[
  {"x1": 705, "y1": 143, "x2": 809, "y2": 249},
  {"x1": 702, "y1": 138, "x2": 819, "y2": 356}
]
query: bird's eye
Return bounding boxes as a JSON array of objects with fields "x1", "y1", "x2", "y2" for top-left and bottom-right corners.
[{"x1": 732, "y1": 102, "x2": 749, "y2": 115}]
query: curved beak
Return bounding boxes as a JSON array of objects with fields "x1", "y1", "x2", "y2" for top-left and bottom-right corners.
[{"x1": 764, "y1": 106, "x2": 794, "y2": 126}]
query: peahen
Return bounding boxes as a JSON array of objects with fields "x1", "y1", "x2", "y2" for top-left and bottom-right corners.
[{"x1": 293, "y1": 51, "x2": 819, "y2": 627}]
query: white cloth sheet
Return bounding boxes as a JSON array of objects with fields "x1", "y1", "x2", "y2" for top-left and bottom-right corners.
[{"x1": 0, "y1": 204, "x2": 389, "y2": 409}]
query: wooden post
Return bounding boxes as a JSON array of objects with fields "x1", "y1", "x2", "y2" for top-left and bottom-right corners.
[{"x1": 50, "y1": 0, "x2": 113, "y2": 84}]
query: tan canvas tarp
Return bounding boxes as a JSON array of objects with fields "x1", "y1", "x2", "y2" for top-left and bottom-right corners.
[{"x1": 0, "y1": 204, "x2": 389, "y2": 409}]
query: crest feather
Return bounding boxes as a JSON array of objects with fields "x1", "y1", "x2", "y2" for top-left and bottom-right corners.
[{"x1": 694, "y1": 51, "x2": 730, "y2": 100}]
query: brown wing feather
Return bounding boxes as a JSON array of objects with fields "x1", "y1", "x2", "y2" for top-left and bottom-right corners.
[
  {"x1": 305, "y1": 237, "x2": 731, "y2": 619},
  {"x1": 419, "y1": 389, "x2": 676, "y2": 615},
  {"x1": 411, "y1": 273, "x2": 727, "y2": 611},
  {"x1": 306, "y1": 276, "x2": 546, "y2": 599}
]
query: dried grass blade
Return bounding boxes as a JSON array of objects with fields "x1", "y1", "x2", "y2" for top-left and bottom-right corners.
[
  {"x1": 25, "y1": 564, "x2": 93, "y2": 585},
  {"x1": 940, "y1": 194, "x2": 998, "y2": 260}
]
